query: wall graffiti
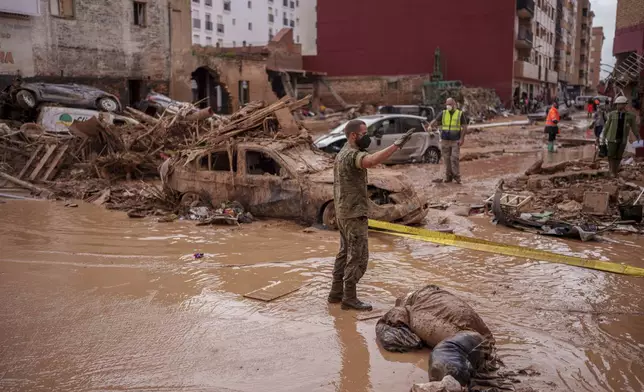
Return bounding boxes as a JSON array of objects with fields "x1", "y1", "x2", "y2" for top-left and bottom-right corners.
[{"x1": 0, "y1": 19, "x2": 35, "y2": 76}]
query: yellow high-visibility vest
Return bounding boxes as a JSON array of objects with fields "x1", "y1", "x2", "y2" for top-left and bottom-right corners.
[{"x1": 442, "y1": 109, "x2": 462, "y2": 133}]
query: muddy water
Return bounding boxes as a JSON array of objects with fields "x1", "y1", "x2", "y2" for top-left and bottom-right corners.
[{"x1": 1, "y1": 160, "x2": 643, "y2": 392}]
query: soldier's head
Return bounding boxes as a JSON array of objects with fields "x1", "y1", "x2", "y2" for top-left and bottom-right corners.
[
  {"x1": 344, "y1": 119, "x2": 369, "y2": 149},
  {"x1": 445, "y1": 98, "x2": 456, "y2": 111}
]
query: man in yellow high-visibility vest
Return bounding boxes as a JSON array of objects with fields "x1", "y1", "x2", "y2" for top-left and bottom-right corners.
[{"x1": 428, "y1": 97, "x2": 468, "y2": 184}]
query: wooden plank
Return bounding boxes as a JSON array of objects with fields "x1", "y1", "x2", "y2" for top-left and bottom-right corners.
[
  {"x1": 42, "y1": 144, "x2": 69, "y2": 180},
  {"x1": 17, "y1": 144, "x2": 43, "y2": 180},
  {"x1": 29, "y1": 144, "x2": 56, "y2": 181},
  {"x1": 274, "y1": 107, "x2": 300, "y2": 135},
  {"x1": 243, "y1": 280, "x2": 306, "y2": 302}
]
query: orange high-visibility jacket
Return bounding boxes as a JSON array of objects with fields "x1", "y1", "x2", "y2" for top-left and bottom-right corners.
[{"x1": 546, "y1": 106, "x2": 560, "y2": 126}]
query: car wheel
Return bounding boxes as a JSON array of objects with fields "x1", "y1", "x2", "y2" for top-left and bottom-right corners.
[
  {"x1": 423, "y1": 147, "x2": 441, "y2": 164},
  {"x1": 97, "y1": 97, "x2": 119, "y2": 112},
  {"x1": 16, "y1": 90, "x2": 37, "y2": 109},
  {"x1": 180, "y1": 192, "x2": 201, "y2": 206},
  {"x1": 321, "y1": 201, "x2": 337, "y2": 230}
]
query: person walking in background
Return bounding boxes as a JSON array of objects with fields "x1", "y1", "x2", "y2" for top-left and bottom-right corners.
[
  {"x1": 600, "y1": 96, "x2": 641, "y2": 177},
  {"x1": 592, "y1": 105, "x2": 606, "y2": 145},
  {"x1": 587, "y1": 98, "x2": 594, "y2": 119},
  {"x1": 429, "y1": 97, "x2": 468, "y2": 184},
  {"x1": 328, "y1": 120, "x2": 415, "y2": 311},
  {"x1": 545, "y1": 101, "x2": 560, "y2": 153}
]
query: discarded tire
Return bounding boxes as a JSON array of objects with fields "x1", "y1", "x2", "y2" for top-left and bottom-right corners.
[{"x1": 16, "y1": 90, "x2": 37, "y2": 109}]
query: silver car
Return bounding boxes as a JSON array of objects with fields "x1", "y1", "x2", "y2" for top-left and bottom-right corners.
[{"x1": 314, "y1": 114, "x2": 441, "y2": 164}]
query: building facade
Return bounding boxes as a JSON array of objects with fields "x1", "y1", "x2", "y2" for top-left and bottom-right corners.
[
  {"x1": 190, "y1": 0, "x2": 312, "y2": 52},
  {"x1": 568, "y1": 0, "x2": 594, "y2": 96},
  {"x1": 612, "y1": 0, "x2": 644, "y2": 142},
  {"x1": 514, "y1": 0, "x2": 559, "y2": 104},
  {"x1": 555, "y1": 0, "x2": 577, "y2": 92},
  {"x1": 589, "y1": 26, "x2": 604, "y2": 92},
  {"x1": 0, "y1": 0, "x2": 192, "y2": 105}
]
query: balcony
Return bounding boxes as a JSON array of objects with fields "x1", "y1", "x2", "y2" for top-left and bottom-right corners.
[
  {"x1": 515, "y1": 29, "x2": 533, "y2": 49},
  {"x1": 514, "y1": 60, "x2": 539, "y2": 80},
  {"x1": 517, "y1": 0, "x2": 535, "y2": 19},
  {"x1": 547, "y1": 69, "x2": 559, "y2": 83}
]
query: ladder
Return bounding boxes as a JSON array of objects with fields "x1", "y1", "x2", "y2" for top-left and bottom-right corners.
[{"x1": 604, "y1": 52, "x2": 644, "y2": 96}]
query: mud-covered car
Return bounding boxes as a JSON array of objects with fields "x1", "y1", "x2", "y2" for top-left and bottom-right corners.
[
  {"x1": 0, "y1": 80, "x2": 121, "y2": 112},
  {"x1": 163, "y1": 140, "x2": 429, "y2": 228}
]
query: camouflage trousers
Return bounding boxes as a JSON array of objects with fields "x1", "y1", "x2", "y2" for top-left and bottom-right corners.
[{"x1": 332, "y1": 216, "x2": 369, "y2": 285}]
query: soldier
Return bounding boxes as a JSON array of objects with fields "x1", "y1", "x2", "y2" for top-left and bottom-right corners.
[{"x1": 328, "y1": 119, "x2": 415, "y2": 311}]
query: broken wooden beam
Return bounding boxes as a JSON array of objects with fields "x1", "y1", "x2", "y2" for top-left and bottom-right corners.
[
  {"x1": 0, "y1": 171, "x2": 52, "y2": 197},
  {"x1": 124, "y1": 107, "x2": 159, "y2": 124}
]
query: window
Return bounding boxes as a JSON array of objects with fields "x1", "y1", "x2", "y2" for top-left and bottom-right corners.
[
  {"x1": 217, "y1": 38, "x2": 223, "y2": 46},
  {"x1": 296, "y1": 35, "x2": 299, "y2": 43},
  {"x1": 283, "y1": 15, "x2": 288, "y2": 26},
  {"x1": 193, "y1": 34, "x2": 200, "y2": 44},
  {"x1": 296, "y1": 0, "x2": 299, "y2": 6},
  {"x1": 192, "y1": 0, "x2": 199, "y2": 3},
  {"x1": 369, "y1": 119, "x2": 399, "y2": 136},
  {"x1": 50, "y1": 0, "x2": 75, "y2": 18},
  {"x1": 283, "y1": 0, "x2": 288, "y2": 6},
  {"x1": 193, "y1": 13, "x2": 201, "y2": 29},
  {"x1": 269, "y1": 28, "x2": 273, "y2": 40},
  {"x1": 205, "y1": 0, "x2": 212, "y2": 5},
  {"x1": 296, "y1": 17, "x2": 299, "y2": 26},
  {"x1": 246, "y1": 151, "x2": 282, "y2": 176},
  {"x1": 205, "y1": 14, "x2": 213, "y2": 30},
  {"x1": 223, "y1": 0, "x2": 231, "y2": 11},
  {"x1": 248, "y1": 1, "x2": 252, "y2": 8},
  {"x1": 232, "y1": 18, "x2": 235, "y2": 25},
  {"x1": 290, "y1": 1, "x2": 294, "y2": 8},
  {"x1": 217, "y1": 15, "x2": 224, "y2": 33},
  {"x1": 232, "y1": 40, "x2": 236, "y2": 47},
  {"x1": 206, "y1": 36, "x2": 212, "y2": 45},
  {"x1": 239, "y1": 80, "x2": 250, "y2": 106},
  {"x1": 248, "y1": 22, "x2": 252, "y2": 30},
  {"x1": 268, "y1": 7, "x2": 274, "y2": 22},
  {"x1": 199, "y1": 151, "x2": 237, "y2": 171},
  {"x1": 289, "y1": 20, "x2": 294, "y2": 27},
  {"x1": 387, "y1": 80, "x2": 399, "y2": 90},
  {"x1": 401, "y1": 118, "x2": 423, "y2": 134}
]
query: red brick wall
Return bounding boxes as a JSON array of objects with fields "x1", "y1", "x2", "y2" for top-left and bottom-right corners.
[
  {"x1": 317, "y1": 75, "x2": 428, "y2": 108},
  {"x1": 303, "y1": 0, "x2": 516, "y2": 104}
]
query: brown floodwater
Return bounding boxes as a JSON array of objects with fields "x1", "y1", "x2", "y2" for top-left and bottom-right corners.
[{"x1": 1, "y1": 149, "x2": 643, "y2": 392}]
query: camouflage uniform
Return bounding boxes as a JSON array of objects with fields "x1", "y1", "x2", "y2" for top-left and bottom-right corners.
[{"x1": 329, "y1": 144, "x2": 371, "y2": 308}]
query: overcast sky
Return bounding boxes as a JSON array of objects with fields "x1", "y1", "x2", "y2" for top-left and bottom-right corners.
[{"x1": 591, "y1": 0, "x2": 617, "y2": 77}]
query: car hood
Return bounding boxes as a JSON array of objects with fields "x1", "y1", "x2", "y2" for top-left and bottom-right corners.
[
  {"x1": 308, "y1": 167, "x2": 411, "y2": 193},
  {"x1": 314, "y1": 133, "x2": 346, "y2": 148}
]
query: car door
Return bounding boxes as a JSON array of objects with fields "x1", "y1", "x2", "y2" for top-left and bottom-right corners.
[
  {"x1": 40, "y1": 83, "x2": 82, "y2": 105},
  {"x1": 397, "y1": 117, "x2": 427, "y2": 161},
  {"x1": 192, "y1": 149, "x2": 237, "y2": 203},
  {"x1": 366, "y1": 118, "x2": 400, "y2": 154},
  {"x1": 236, "y1": 146, "x2": 302, "y2": 219}
]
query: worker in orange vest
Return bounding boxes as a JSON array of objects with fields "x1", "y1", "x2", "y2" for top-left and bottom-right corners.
[{"x1": 545, "y1": 101, "x2": 560, "y2": 152}]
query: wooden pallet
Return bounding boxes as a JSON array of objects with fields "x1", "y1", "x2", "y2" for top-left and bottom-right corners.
[
  {"x1": 17, "y1": 144, "x2": 69, "y2": 182},
  {"x1": 484, "y1": 193, "x2": 532, "y2": 215}
]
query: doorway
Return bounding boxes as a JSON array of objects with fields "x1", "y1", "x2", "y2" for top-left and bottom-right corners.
[
  {"x1": 128, "y1": 79, "x2": 143, "y2": 106},
  {"x1": 192, "y1": 67, "x2": 232, "y2": 114}
]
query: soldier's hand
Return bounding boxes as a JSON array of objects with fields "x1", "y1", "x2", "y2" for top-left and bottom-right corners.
[{"x1": 394, "y1": 128, "x2": 415, "y2": 148}]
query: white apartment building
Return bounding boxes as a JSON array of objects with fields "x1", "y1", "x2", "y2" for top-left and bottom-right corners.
[{"x1": 190, "y1": 0, "x2": 314, "y2": 52}]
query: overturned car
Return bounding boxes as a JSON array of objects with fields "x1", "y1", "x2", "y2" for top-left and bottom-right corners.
[{"x1": 163, "y1": 139, "x2": 428, "y2": 228}]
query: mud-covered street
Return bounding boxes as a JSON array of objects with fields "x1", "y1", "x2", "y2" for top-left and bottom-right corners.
[{"x1": 1, "y1": 143, "x2": 643, "y2": 392}]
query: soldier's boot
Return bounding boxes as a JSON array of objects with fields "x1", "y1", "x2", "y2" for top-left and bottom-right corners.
[
  {"x1": 341, "y1": 282, "x2": 372, "y2": 311},
  {"x1": 327, "y1": 279, "x2": 344, "y2": 303}
]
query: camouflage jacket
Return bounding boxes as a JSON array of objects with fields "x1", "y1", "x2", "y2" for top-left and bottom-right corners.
[{"x1": 333, "y1": 144, "x2": 368, "y2": 220}]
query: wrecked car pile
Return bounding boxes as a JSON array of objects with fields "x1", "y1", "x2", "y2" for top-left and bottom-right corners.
[
  {"x1": 1, "y1": 92, "x2": 429, "y2": 228},
  {"x1": 490, "y1": 157, "x2": 644, "y2": 239}
]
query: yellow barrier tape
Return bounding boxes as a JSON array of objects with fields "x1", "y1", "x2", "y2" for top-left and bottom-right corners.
[{"x1": 368, "y1": 219, "x2": 644, "y2": 277}]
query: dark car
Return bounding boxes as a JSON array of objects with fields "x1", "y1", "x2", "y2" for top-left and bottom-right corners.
[{"x1": 2, "y1": 80, "x2": 121, "y2": 112}]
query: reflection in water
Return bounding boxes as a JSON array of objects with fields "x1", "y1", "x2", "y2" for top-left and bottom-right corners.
[{"x1": 331, "y1": 306, "x2": 372, "y2": 392}]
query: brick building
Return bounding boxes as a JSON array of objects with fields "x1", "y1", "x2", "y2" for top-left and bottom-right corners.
[
  {"x1": 589, "y1": 26, "x2": 604, "y2": 92},
  {"x1": 612, "y1": 0, "x2": 644, "y2": 141},
  {"x1": 303, "y1": 0, "x2": 570, "y2": 107},
  {"x1": 554, "y1": 0, "x2": 577, "y2": 92},
  {"x1": 0, "y1": 0, "x2": 192, "y2": 107}
]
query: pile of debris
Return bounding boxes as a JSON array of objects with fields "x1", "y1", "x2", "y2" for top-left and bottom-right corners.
[
  {"x1": 0, "y1": 94, "x2": 312, "y2": 220},
  {"x1": 490, "y1": 157, "x2": 644, "y2": 239}
]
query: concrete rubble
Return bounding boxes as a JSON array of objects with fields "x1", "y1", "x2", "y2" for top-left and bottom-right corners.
[{"x1": 492, "y1": 157, "x2": 644, "y2": 238}]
